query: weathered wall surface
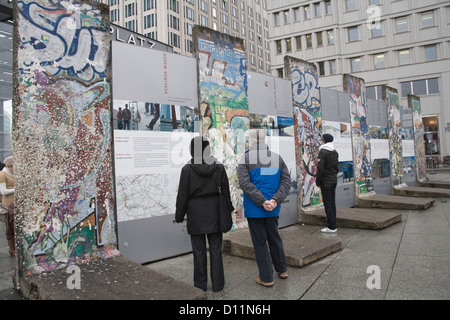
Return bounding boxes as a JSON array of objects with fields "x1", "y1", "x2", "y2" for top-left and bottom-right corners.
[
  {"x1": 13, "y1": 0, "x2": 116, "y2": 274},
  {"x1": 344, "y1": 74, "x2": 375, "y2": 198},
  {"x1": 384, "y1": 86, "x2": 404, "y2": 189},
  {"x1": 408, "y1": 95, "x2": 428, "y2": 183},
  {"x1": 285, "y1": 56, "x2": 323, "y2": 211},
  {"x1": 194, "y1": 26, "x2": 249, "y2": 228}
]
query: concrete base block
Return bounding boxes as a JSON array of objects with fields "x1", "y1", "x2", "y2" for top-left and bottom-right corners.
[
  {"x1": 299, "y1": 207, "x2": 402, "y2": 230},
  {"x1": 223, "y1": 228, "x2": 342, "y2": 268},
  {"x1": 355, "y1": 194, "x2": 434, "y2": 210},
  {"x1": 18, "y1": 255, "x2": 206, "y2": 300},
  {"x1": 393, "y1": 185, "x2": 450, "y2": 198}
]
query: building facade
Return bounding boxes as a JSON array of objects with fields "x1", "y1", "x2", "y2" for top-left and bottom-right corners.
[
  {"x1": 267, "y1": 0, "x2": 450, "y2": 157},
  {"x1": 97, "y1": 0, "x2": 272, "y2": 74}
]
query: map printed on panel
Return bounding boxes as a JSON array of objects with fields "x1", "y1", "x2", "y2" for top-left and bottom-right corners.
[
  {"x1": 114, "y1": 131, "x2": 196, "y2": 222},
  {"x1": 116, "y1": 174, "x2": 172, "y2": 221}
]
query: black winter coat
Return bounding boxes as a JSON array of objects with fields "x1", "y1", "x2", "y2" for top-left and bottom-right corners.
[
  {"x1": 175, "y1": 160, "x2": 233, "y2": 235},
  {"x1": 315, "y1": 145, "x2": 339, "y2": 189}
]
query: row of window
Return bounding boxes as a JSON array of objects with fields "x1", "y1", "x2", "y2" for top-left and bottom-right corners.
[
  {"x1": 365, "y1": 78, "x2": 440, "y2": 101},
  {"x1": 274, "y1": 9, "x2": 438, "y2": 55},
  {"x1": 348, "y1": 44, "x2": 440, "y2": 74},
  {"x1": 273, "y1": 0, "x2": 332, "y2": 26},
  {"x1": 276, "y1": 41, "x2": 441, "y2": 78}
]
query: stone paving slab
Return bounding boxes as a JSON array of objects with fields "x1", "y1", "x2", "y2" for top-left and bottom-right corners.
[
  {"x1": 299, "y1": 207, "x2": 402, "y2": 229},
  {"x1": 355, "y1": 194, "x2": 434, "y2": 210},
  {"x1": 223, "y1": 227, "x2": 342, "y2": 268}
]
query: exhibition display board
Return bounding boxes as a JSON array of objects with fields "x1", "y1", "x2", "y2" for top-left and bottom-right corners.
[{"x1": 112, "y1": 41, "x2": 198, "y2": 263}]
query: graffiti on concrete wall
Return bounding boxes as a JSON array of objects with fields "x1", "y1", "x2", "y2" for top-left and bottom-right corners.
[
  {"x1": 408, "y1": 95, "x2": 428, "y2": 183},
  {"x1": 344, "y1": 74, "x2": 375, "y2": 197},
  {"x1": 14, "y1": 0, "x2": 116, "y2": 273},
  {"x1": 384, "y1": 86, "x2": 404, "y2": 188},
  {"x1": 194, "y1": 26, "x2": 249, "y2": 228},
  {"x1": 285, "y1": 56, "x2": 322, "y2": 210}
]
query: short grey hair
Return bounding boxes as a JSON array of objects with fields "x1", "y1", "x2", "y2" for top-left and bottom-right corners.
[
  {"x1": 248, "y1": 129, "x2": 266, "y2": 146},
  {"x1": 3, "y1": 156, "x2": 13, "y2": 168}
]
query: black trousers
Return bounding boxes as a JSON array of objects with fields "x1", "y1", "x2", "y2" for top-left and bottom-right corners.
[
  {"x1": 190, "y1": 232, "x2": 224, "y2": 292},
  {"x1": 321, "y1": 185, "x2": 337, "y2": 230},
  {"x1": 247, "y1": 217, "x2": 287, "y2": 283}
]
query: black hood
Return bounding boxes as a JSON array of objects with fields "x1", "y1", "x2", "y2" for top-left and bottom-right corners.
[{"x1": 189, "y1": 161, "x2": 218, "y2": 177}]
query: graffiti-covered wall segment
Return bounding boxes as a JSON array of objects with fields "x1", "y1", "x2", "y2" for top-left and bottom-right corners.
[
  {"x1": 285, "y1": 56, "x2": 323, "y2": 211},
  {"x1": 194, "y1": 26, "x2": 249, "y2": 228},
  {"x1": 344, "y1": 74, "x2": 375, "y2": 198},
  {"x1": 13, "y1": 0, "x2": 116, "y2": 274}
]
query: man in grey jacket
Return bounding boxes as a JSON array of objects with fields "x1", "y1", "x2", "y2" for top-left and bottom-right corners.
[{"x1": 238, "y1": 129, "x2": 291, "y2": 287}]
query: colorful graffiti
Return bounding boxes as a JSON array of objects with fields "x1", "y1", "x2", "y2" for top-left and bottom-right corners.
[
  {"x1": 14, "y1": 0, "x2": 116, "y2": 273},
  {"x1": 344, "y1": 75, "x2": 375, "y2": 197},
  {"x1": 285, "y1": 56, "x2": 322, "y2": 210},
  {"x1": 194, "y1": 26, "x2": 249, "y2": 228},
  {"x1": 384, "y1": 86, "x2": 404, "y2": 188},
  {"x1": 408, "y1": 95, "x2": 428, "y2": 183}
]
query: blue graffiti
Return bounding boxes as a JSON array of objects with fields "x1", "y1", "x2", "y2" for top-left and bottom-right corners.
[{"x1": 18, "y1": 0, "x2": 108, "y2": 83}]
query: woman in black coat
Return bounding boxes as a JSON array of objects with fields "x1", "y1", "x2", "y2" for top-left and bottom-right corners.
[{"x1": 175, "y1": 136, "x2": 233, "y2": 292}]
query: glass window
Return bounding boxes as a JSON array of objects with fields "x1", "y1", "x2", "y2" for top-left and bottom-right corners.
[
  {"x1": 346, "y1": 0, "x2": 356, "y2": 11},
  {"x1": 274, "y1": 12, "x2": 280, "y2": 26},
  {"x1": 348, "y1": 26, "x2": 359, "y2": 42},
  {"x1": 428, "y1": 78, "x2": 439, "y2": 94},
  {"x1": 284, "y1": 10, "x2": 290, "y2": 24},
  {"x1": 374, "y1": 53, "x2": 385, "y2": 69},
  {"x1": 316, "y1": 31, "x2": 323, "y2": 46},
  {"x1": 399, "y1": 49, "x2": 410, "y2": 65},
  {"x1": 369, "y1": 0, "x2": 380, "y2": 5},
  {"x1": 371, "y1": 21, "x2": 382, "y2": 38},
  {"x1": 277, "y1": 68, "x2": 283, "y2": 78},
  {"x1": 396, "y1": 16, "x2": 408, "y2": 33},
  {"x1": 286, "y1": 38, "x2": 292, "y2": 52},
  {"x1": 327, "y1": 30, "x2": 334, "y2": 45},
  {"x1": 329, "y1": 60, "x2": 336, "y2": 74},
  {"x1": 351, "y1": 57, "x2": 361, "y2": 72},
  {"x1": 424, "y1": 44, "x2": 437, "y2": 61},
  {"x1": 296, "y1": 36, "x2": 302, "y2": 50},
  {"x1": 306, "y1": 33, "x2": 312, "y2": 48},
  {"x1": 325, "y1": 1, "x2": 332, "y2": 15},
  {"x1": 366, "y1": 86, "x2": 376, "y2": 100},
  {"x1": 421, "y1": 11, "x2": 434, "y2": 28},
  {"x1": 413, "y1": 79, "x2": 427, "y2": 96},
  {"x1": 318, "y1": 61, "x2": 325, "y2": 76},
  {"x1": 294, "y1": 7, "x2": 301, "y2": 21},
  {"x1": 276, "y1": 40, "x2": 282, "y2": 54},
  {"x1": 314, "y1": 3, "x2": 321, "y2": 17},
  {"x1": 401, "y1": 82, "x2": 412, "y2": 97},
  {"x1": 304, "y1": 5, "x2": 311, "y2": 19}
]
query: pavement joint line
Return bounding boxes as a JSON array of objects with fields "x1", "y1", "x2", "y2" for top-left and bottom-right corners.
[
  {"x1": 298, "y1": 229, "x2": 361, "y2": 300},
  {"x1": 383, "y1": 209, "x2": 410, "y2": 299}
]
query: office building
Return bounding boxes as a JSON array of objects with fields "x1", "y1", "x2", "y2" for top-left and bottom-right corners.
[
  {"x1": 267, "y1": 0, "x2": 450, "y2": 157},
  {"x1": 98, "y1": 0, "x2": 272, "y2": 74}
]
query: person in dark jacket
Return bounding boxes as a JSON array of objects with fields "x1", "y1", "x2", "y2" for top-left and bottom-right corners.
[
  {"x1": 316, "y1": 133, "x2": 339, "y2": 233},
  {"x1": 175, "y1": 136, "x2": 233, "y2": 292},
  {"x1": 238, "y1": 129, "x2": 291, "y2": 287}
]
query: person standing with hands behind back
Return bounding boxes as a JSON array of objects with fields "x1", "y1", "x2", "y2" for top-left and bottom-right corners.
[
  {"x1": 238, "y1": 129, "x2": 291, "y2": 287},
  {"x1": 175, "y1": 136, "x2": 233, "y2": 292},
  {"x1": 315, "y1": 133, "x2": 339, "y2": 233}
]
